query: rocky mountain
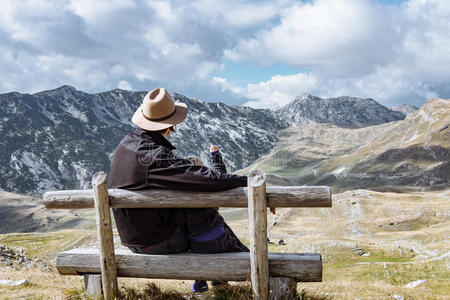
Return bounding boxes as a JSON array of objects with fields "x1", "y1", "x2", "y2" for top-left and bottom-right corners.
[
  {"x1": 242, "y1": 98, "x2": 449, "y2": 191},
  {"x1": 273, "y1": 93, "x2": 405, "y2": 128},
  {"x1": 392, "y1": 104, "x2": 419, "y2": 115},
  {"x1": 0, "y1": 86, "x2": 286, "y2": 194},
  {"x1": 0, "y1": 86, "x2": 416, "y2": 195}
]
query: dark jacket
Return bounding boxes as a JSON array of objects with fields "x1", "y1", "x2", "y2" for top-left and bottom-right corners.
[{"x1": 108, "y1": 127, "x2": 248, "y2": 247}]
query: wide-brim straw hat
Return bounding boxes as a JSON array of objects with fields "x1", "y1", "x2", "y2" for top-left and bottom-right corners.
[{"x1": 132, "y1": 88, "x2": 188, "y2": 131}]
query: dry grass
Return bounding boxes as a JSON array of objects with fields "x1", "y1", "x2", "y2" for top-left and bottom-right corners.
[
  {"x1": 117, "y1": 281, "x2": 253, "y2": 300},
  {"x1": 61, "y1": 280, "x2": 333, "y2": 300},
  {"x1": 0, "y1": 266, "x2": 83, "y2": 300},
  {"x1": 2, "y1": 263, "x2": 447, "y2": 300},
  {"x1": 0, "y1": 230, "x2": 97, "y2": 261}
]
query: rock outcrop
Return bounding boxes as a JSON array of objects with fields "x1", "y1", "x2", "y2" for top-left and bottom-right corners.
[{"x1": 0, "y1": 244, "x2": 50, "y2": 272}]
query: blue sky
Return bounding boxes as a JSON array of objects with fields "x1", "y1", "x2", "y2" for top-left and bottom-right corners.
[{"x1": 0, "y1": 0, "x2": 448, "y2": 108}]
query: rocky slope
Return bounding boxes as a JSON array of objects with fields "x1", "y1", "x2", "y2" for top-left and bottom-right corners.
[
  {"x1": 392, "y1": 104, "x2": 419, "y2": 115},
  {"x1": 243, "y1": 98, "x2": 450, "y2": 191},
  {"x1": 0, "y1": 86, "x2": 286, "y2": 194},
  {"x1": 274, "y1": 93, "x2": 405, "y2": 128}
]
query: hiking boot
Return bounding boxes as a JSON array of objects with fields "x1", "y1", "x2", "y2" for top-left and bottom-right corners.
[{"x1": 191, "y1": 280, "x2": 208, "y2": 293}]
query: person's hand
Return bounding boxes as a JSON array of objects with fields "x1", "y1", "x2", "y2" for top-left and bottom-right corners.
[
  {"x1": 210, "y1": 145, "x2": 219, "y2": 153},
  {"x1": 269, "y1": 207, "x2": 276, "y2": 215}
]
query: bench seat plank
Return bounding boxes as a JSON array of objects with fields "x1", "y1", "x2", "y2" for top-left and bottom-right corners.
[{"x1": 56, "y1": 248, "x2": 322, "y2": 282}]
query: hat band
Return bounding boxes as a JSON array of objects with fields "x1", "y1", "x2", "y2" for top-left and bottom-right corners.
[{"x1": 141, "y1": 107, "x2": 176, "y2": 122}]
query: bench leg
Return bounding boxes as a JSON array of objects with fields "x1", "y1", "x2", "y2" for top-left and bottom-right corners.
[
  {"x1": 84, "y1": 274, "x2": 102, "y2": 297},
  {"x1": 269, "y1": 277, "x2": 297, "y2": 300}
]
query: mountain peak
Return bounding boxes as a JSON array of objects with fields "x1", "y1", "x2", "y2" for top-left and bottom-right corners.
[
  {"x1": 392, "y1": 104, "x2": 419, "y2": 115},
  {"x1": 275, "y1": 93, "x2": 316, "y2": 109},
  {"x1": 33, "y1": 85, "x2": 79, "y2": 96},
  {"x1": 298, "y1": 93, "x2": 313, "y2": 99},
  {"x1": 102, "y1": 88, "x2": 138, "y2": 96},
  {"x1": 293, "y1": 93, "x2": 317, "y2": 102},
  {"x1": 274, "y1": 94, "x2": 405, "y2": 128},
  {"x1": 418, "y1": 98, "x2": 449, "y2": 117},
  {"x1": 59, "y1": 84, "x2": 77, "y2": 90},
  {"x1": 51, "y1": 85, "x2": 78, "y2": 93}
]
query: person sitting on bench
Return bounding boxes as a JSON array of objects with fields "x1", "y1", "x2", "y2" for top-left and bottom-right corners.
[{"x1": 108, "y1": 88, "x2": 261, "y2": 292}]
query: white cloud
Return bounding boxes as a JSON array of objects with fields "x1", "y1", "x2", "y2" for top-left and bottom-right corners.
[
  {"x1": 192, "y1": 0, "x2": 281, "y2": 28},
  {"x1": 217, "y1": 66, "x2": 441, "y2": 109},
  {"x1": 213, "y1": 77, "x2": 244, "y2": 94},
  {"x1": 220, "y1": 0, "x2": 450, "y2": 107},
  {"x1": 214, "y1": 73, "x2": 318, "y2": 108},
  {"x1": 69, "y1": 0, "x2": 137, "y2": 25},
  {"x1": 0, "y1": 0, "x2": 246, "y2": 93},
  {"x1": 227, "y1": 0, "x2": 396, "y2": 77},
  {"x1": 0, "y1": 0, "x2": 448, "y2": 108},
  {"x1": 117, "y1": 80, "x2": 133, "y2": 90}
]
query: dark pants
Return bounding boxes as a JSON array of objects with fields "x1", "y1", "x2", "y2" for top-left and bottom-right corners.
[
  {"x1": 129, "y1": 209, "x2": 249, "y2": 255},
  {"x1": 190, "y1": 222, "x2": 249, "y2": 253}
]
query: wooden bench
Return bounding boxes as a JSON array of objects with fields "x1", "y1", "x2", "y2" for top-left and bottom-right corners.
[{"x1": 44, "y1": 170, "x2": 331, "y2": 300}]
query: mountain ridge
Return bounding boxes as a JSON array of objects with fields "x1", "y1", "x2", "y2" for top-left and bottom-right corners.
[
  {"x1": 1, "y1": 85, "x2": 409, "y2": 194},
  {"x1": 273, "y1": 94, "x2": 405, "y2": 128},
  {"x1": 243, "y1": 98, "x2": 449, "y2": 191},
  {"x1": 0, "y1": 86, "x2": 286, "y2": 194}
]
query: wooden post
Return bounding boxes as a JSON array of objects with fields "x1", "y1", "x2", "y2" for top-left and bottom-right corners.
[
  {"x1": 84, "y1": 274, "x2": 102, "y2": 297},
  {"x1": 269, "y1": 277, "x2": 297, "y2": 300},
  {"x1": 248, "y1": 169, "x2": 269, "y2": 300},
  {"x1": 92, "y1": 172, "x2": 118, "y2": 300}
]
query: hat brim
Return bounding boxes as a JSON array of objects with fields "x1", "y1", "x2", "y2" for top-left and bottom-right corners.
[{"x1": 131, "y1": 102, "x2": 188, "y2": 131}]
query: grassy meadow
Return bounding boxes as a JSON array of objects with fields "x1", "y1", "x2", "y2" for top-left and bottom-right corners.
[{"x1": 1, "y1": 188, "x2": 449, "y2": 299}]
